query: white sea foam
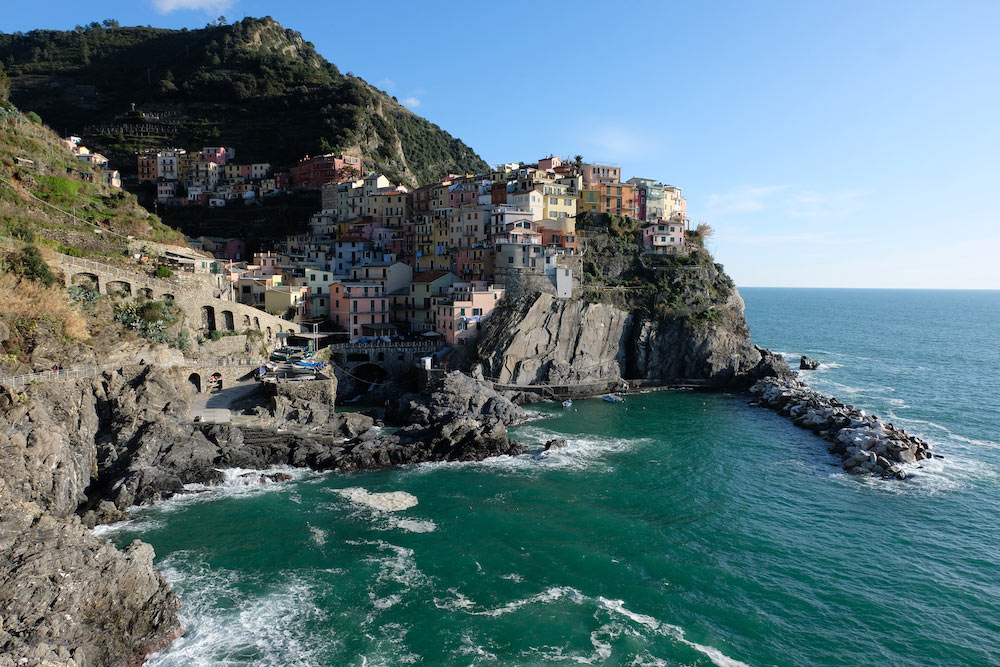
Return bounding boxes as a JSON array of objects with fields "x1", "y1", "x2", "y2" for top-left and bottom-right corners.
[
  {"x1": 94, "y1": 466, "x2": 310, "y2": 536},
  {"x1": 433, "y1": 585, "x2": 748, "y2": 667},
  {"x1": 500, "y1": 572, "x2": 524, "y2": 583},
  {"x1": 402, "y1": 426, "x2": 652, "y2": 478},
  {"x1": 307, "y1": 523, "x2": 328, "y2": 546},
  {"x1": 144, "y1": 555, "x2": 331, "y2": 666},
  {"x1": 334, "y1": 487, "x2": 418, "y2": 511},
  {"x1": 388, "y1": 517, "x2": 437, "y2": 533}
]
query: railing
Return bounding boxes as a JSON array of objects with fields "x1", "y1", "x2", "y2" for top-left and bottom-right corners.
[
  {"x1": 325, "y1": 341, "x2": 441, "y2": 351},
  {"x1": 56, "y1": 253, "x2": 177, "y2": 292},
  {"x1": 0, "y1": 358, "x2": 265, "y2": 390}
]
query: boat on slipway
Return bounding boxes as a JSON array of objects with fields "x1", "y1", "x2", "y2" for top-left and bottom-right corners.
[{"x1": 602, "y1": 394, "x2": 625, "y2": 403}]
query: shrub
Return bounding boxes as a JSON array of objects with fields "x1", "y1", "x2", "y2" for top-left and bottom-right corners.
[
  {"x1": 153, "y1": 264, "x2": 173, "y2": 278},
  {"x1": 26, "y1": 111, "x2": 42, "y2": 124},
  {"x1": 0, "y1": 274, "x2": 89, "y2": 341},
  {"x1": 13, "y1": 245, "x2": 57, "y2": 286}
]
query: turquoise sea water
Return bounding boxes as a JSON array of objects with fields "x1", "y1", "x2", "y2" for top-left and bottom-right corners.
[{"x1": 109, "y1": 288, "x2": 1000, "y2": 666}]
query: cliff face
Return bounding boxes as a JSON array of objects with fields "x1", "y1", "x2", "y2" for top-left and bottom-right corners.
[
  {"x1": 477, "y1": 255, "x2": 789, "y2": 392},
  {"x1": 0, "y1": 371, "x2": 183, "y2": 667}
]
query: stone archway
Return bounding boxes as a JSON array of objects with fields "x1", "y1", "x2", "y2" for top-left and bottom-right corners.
[
  {"x1": 266, "y1": 326, "x2": 272, "y2": 340},
  {"x1": 243, "y1": 314, "x2": 252, "y2": 329},
  {"x1": 351, "y1": 363, "x2": 389, "y2": 392},
  {"x1": 201, "y1": 305, "x2": 217, "y2": 331},
  {"x1": 106, "y1": 280, "x2": 132, "y2": 297},
  {"x1": 138, "y1": 287, "x2": 153, "y2": 300},
  {"x1": 188, "y1": 372, "x2": 201, "y2": 393},
  {"x1": 253, "y1": 316, "x2": 260, "y2": 331},
  {"x1": 221, "y1": 310, "x2": 235, "y2": 331},
  {"x1": 70, "y1": 272, "x2": 99, "y2": 292},
  {"x1": 162, "y1": 293, "x2": 175, "y2": 302}
]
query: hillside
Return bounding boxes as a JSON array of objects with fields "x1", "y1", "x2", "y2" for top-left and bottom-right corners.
[
  {"x1": 0, "y1": 17, "x2": 488, "y2": 187},
  {"x1": 0, "y1": 100, "x2": 184, "y2": 257}
]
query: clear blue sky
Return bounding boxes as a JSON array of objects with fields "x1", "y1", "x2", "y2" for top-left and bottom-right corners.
[{"x1": 4, "y1": 1, "x2": 999, "y2": 288}]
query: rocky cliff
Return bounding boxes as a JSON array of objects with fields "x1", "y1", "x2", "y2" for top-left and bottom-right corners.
[
  {"x1": 0, "y1": 372, "x2": 182, "y2": 667},
  {"x1": 477, "y1": 247, "x2": 790, "y2": 393},
  {"x1": 0, "y1": 362, "x2": 526, "y2": 664}
]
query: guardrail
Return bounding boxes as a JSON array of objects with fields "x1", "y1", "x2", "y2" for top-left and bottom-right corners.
[{"x1": 325, "y1": 341, "x2": 443, "y2": 351}]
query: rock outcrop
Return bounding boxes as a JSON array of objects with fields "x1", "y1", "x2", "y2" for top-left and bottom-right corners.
[
  {"x1": 749, "y1": 377, "x2": 934, "y2": 479},
  {"x1": 0, "y1": 361, "x2": 529, "y2": 664},
  {"x1": 799, "y1": 355, "x2": 821, "y2": 370},
  {"x1": 477, "y1": 290, "x2": 791, "y2": 394},
  {"x1": 386, "y1": 371, "x2": 525, "y2": 427},
  {"x1": 0, "y1": 373, "x2": 182, "y2": 666}
]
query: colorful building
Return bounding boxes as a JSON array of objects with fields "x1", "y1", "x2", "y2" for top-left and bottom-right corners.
[
  {"x1": 330, "y1": 281, "x2": 390, "y2": 339},
  {"x1": 433, "y1": 282, "x2": 505, "y2": 346}
]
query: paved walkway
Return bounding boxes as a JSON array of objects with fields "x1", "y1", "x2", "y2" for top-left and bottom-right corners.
[{"x1": 189, "y1": 380, "x2": 260, "y2": 423}]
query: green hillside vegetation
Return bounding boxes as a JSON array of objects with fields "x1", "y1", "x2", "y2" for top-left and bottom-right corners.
[
  {"x1": 0, "y1": 100, "x2": 202, "y2": 375},
  {"x1": 0, "y1": 17, "x2": 488, "y2": 186},
  {"x1": 0, "y1": 103, "x2": 183, "y2": 259}
]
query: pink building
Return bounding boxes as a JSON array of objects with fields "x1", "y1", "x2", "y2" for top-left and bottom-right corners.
[
  {"x1": 641, "y1": 221, "x2": 686, "y2": 254},
  {"x1": 330, "y1": 281, "x2": 390, "y2": 339},
  {"x1": 201, "y1": 146, "x2": 233, "y2": 166},
  {"x1": 538, "y1": 156, "x2": 562, "y2": 171},
  {"x1": 433, "y1": 282, "x2": 505, "y2": 346}
]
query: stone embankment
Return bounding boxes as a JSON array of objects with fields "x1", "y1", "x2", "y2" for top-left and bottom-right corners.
[{"x1": 749, "y1": 377, "x2": 934, "y2": 479}]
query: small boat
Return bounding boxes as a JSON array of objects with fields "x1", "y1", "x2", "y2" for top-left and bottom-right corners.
[
  {"x1": 602, "y1": 394, "x2": 625, "y2": 403},
  {"x1": 562, "y1": 399, "x2": 573, "y2": 409},
  {"x1": 294, "y1": 360, "x2": 325, "y2": 370}
]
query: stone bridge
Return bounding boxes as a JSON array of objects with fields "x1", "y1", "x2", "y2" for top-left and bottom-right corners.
[
  {"x1": 50, "y1": 252, "x2": 298, "y2": 342},
  {"x1": 324, "y1": 341, "x2": 443, "y2": 394},
  {"x1": 0, "y1": 357, "x2": 264, "y2": 394}
]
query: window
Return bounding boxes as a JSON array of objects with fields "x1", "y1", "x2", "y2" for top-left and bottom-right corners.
[{"x1": 472, "y1": 308, "x2": 483, "y2": 316}]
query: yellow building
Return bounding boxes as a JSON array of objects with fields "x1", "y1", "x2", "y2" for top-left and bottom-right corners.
[
  {"x1": 578, "y1": 187, "x2": 602, "y2": 214},
  {"x1": 542, "y1": 183, "x2": 577, "y2": 221},
  {"x1": 264, "y1": 285, "x2": 307, "y2": 319}
]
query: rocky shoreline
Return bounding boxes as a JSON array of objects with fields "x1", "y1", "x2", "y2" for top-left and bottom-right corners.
[
  {"x1": 749, "y1": 377, "x2": 935, "y2": 479},
  {"x1": 0, "y1": 364, "x2": 525, "y2": 666}
]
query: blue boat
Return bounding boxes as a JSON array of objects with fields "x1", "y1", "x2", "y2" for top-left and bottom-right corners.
[
  {"x1": 562, "y1": 399, "x2": 573, "y2": 409},
  {"x1": 602, "y1": 394, "x2": 625, "y2": 403}
]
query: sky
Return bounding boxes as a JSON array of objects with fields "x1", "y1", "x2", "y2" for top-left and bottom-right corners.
[{"x1": 3, "y1": 1, "x2": 999, "y2": 289}]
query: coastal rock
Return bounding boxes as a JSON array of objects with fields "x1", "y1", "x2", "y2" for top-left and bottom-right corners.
[
  {"x1": 0, "y1": 484, "x2": 180, "y2": 667},
  {"x1": 476, "y1": 291, "x2": 793, "y2": 395},
  {"x1": 749, "y1": 377, "x2": 933, "y2": 479},
  {"x1": 387, "y1": 370, "x2": 525, "y2": 427},
  {"x1": 545, "y1": 438, "x2": 569, "y2": 450},
  {"x1": 799, "y1": 355, "x2": 821, "y2": 370}
]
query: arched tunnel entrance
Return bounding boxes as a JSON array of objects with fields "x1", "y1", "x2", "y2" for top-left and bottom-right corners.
[
  {"x1": 350, "y1": 363, "x2": 389, "y2": 393},
  {"x1": 188, "y1": 372, "x2": 201, "y2": 393}
]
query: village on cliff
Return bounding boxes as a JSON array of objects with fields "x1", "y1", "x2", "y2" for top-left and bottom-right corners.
[{"x1": 128, "y1": 146, "x2": 691, "y2": 345}]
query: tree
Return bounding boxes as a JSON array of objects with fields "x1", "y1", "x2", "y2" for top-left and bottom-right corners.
[
  {"x1": 15, "y1": 245, "x2": 57, "y2": 286},
  {"x1": 0, "y1": 65, "x2": 9, "y2": 101},
  {"x1": 573, "y1": 154, "x2": 583, "y2": 170}
]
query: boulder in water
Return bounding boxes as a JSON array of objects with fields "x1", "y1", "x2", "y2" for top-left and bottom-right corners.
[{"x1": 799, "y1": 355, "x2": 821, "y2": 370}]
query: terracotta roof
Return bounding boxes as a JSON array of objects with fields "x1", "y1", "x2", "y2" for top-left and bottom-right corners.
[{"x1": 411, "y1": 270, "x2": 453, "y2": 283}]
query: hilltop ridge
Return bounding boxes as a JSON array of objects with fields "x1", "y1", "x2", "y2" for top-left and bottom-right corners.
[{"x1": 0, "y1": 16, "x2": 488, "y2": 186}]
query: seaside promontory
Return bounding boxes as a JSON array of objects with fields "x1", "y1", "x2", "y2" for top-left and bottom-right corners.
[{"x1": 0, "y1": 23, "x2": 936, "y2": 663}]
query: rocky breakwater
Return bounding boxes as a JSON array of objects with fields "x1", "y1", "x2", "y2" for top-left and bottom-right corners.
[{"x1": 749, "y1": 377, "x2": 934, "y2": 479}]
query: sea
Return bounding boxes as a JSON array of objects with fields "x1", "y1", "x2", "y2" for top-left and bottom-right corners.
[{"x1": 105, "y1": 288, "x2": 1000, "y2": 666}]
